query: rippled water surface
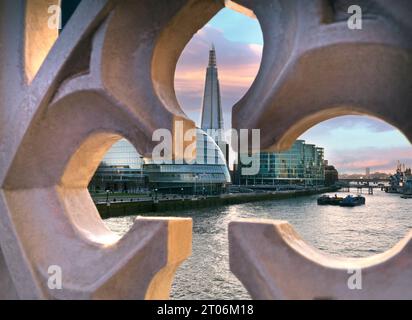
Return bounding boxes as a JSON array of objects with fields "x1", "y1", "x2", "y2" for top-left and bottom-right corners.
[{"x1": 103, "y1": 191, "x2": 412, "y2": 300}]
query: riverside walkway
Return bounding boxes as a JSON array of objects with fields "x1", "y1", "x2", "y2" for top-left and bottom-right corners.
[{"x1": 96, "y1": 186, "x2": 338, "y2": 219}]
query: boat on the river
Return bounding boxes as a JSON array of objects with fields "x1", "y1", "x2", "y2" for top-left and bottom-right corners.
[
  {"x1": 401, "y1": 176, "x2": 412, "y2": 199},
  {"x1": 385, "y1": 162, "x2": 411, "y2": 194},
  {"x1": 339, "y1": 195, "x2": 366, "y2": 207},
  {"x1": 317, "y1": 195, "x2": 344, "y2": 206}
]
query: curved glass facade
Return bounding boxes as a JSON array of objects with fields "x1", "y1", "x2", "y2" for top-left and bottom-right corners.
[
  {"x1": 144, "y1": 129, "x2": 231, "y2": 195},
  {"x1": 89, "y1": 131, "x2": 231, "y2": 195},
  {"x1": 88, "y1": 139, "x2": 146, "y2": 193},
  {"x1": 100, "y1": 139, "x2": 143, "y2": 169}
]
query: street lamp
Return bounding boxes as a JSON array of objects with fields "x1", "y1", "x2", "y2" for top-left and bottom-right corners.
[
  {"x1": 194, "y1": 174, "x2": 199, "y2": 196},
  {"x1": 202, "y1": 172, "x2": 205, "y2": 196},
  {"x1": 105, "y1": 189, "x2": 111, "y2": 206},
  {"x1": 139, "y1": 155, "x2": 144, "y2": 191}
]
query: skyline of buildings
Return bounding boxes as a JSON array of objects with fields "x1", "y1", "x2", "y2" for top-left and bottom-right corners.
[
  {"x1": 143, "y1": 46, "x2": 231, "y2": 195},
  {"x1": 175, "y1": 7, "x2": 412, "y2": 174},
  {"x1": 61, "y1": 1, "x2": 411, "y2": 175},
  {"x1": 88, "y1": 46, "x2": 330, "y2": 194},
  {"x1": 87, "y1": 13, "x2": 411, "y2": 193},
  {"x1": 89, "y1": 46, "x2": 231, "y2": 195}
]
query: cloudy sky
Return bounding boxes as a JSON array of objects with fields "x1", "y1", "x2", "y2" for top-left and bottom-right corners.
[{"x1": 175, "y1": 8, "x2": 412, "y2": 174}]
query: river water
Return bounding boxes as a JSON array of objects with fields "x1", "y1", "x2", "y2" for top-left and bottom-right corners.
[{"x1": 103, "y1": 190, "x2": 412, "y2": 300}]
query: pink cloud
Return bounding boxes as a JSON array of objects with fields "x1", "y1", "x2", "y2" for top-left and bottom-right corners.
[
  {"x1": 175, "y1": 25, "x2": 262, "y2": 125},
  {"x1": 331, "y1": 147, "x2": 412, "y2": 173}
]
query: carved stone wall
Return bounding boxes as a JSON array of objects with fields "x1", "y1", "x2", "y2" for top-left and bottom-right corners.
[
  {"x1": 230, "y1": 0, "x2": 412, "y2": 300},
  {"x1": 0, "y1": 0, "x2": 207, "y2": 299},
  {"x1": 0, "y1": 0, "x2": 411, "y2": 300},
  {"x1": 233, "y1": 0, "x2": 412, "y2": 152}
]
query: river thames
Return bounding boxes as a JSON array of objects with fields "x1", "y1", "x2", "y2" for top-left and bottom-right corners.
[{"x1": 103, "y1": 190, "x2": 412, "y2": 300}]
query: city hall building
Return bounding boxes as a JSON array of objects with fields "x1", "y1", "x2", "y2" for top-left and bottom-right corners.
[
  {"x1": 88, "y1": 139, "x2": 147, "y2": 193},
  {"x1": 144, "y1": 129, "x2": 230, "y2": 195}
]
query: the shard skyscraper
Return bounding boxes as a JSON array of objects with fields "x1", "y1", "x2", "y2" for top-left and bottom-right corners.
[{"x1": 200, "y1": 45, "x2": 229, "y2": 166}]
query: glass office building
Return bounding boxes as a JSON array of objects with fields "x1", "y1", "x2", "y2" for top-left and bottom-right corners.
[
  {"x1": 88, "y1": 139, "x2": 147, "y2": 193},
  {"x1": 238, "y1": 140, "x2": 325, "y2": 187}
]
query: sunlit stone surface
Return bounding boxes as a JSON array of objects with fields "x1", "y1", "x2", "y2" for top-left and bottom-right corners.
[
  {"x1": 229, "y1": 0, "x2": 412, "y2": 300},
  {"x1": 0, "y1": 0, "x2": 411, "y2": 300},
  {"x1": 0, "y1": 0, "x2": 198, "y2": 299}
]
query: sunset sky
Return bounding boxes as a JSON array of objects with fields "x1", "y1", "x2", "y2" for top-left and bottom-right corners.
[{"x1": 175, "y1": 8, "x2": 412, "y2": 174}]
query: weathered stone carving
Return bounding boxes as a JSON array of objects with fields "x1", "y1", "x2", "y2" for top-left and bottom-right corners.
[
  {"x1": 233, "y1": 0, "x2": 412, "y2": 151},
  {"x1": 230, "y1": 0, "x2": 412, "y2": 300},
  {"x1": 230, "y1": 219, "x2": 412, "y2": 299},
  {"x1": 0, "y1": 0, "x2": 221, "y2": 299},
  {"x1": 1, "y1": 0, "x2": 411, "y2": 300}
]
